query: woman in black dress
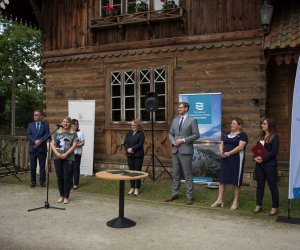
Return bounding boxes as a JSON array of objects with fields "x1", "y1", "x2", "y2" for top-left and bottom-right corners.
[
  {"x1": 211, "y1": 118, "x2": 248, "y2": 210},
  {"x1": 253, "y1": 118, "x2": 279, "y2": 216},
  {"x1": 124, "y1": 119, "x2": 145, "y2": 196}
]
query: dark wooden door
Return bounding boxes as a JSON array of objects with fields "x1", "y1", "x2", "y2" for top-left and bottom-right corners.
[{"x1": 266, "y1": 59, "x2": 297, "y2": 167}]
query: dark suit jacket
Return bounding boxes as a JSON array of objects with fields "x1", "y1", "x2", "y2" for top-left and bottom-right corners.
[
  {"x1": 124, "y1": 130, "x2": 145, "y2": 158},
  {"x1": 260, "y1": 134, "x2": 279, "y2": 167},
  {"x1": 27, "y1": 121, "x2": 50, "y2": 153}
]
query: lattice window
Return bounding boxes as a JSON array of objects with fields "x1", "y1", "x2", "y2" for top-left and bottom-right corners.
[
  {"x1": 111, "y1": 72, "x2": 122, "y2": 121},
  {"x1": 100, "y1": 0, "x2": 180, "y2": 16},
  {"x1": 124, "y1": 70, "x2": 136, "y2": 121},
  {"x1": 110, "y1": 67, "x2": 167, "y2": 123},
  {"x1": 154, "y1": 68, "x2": 166, "y2": 121}
]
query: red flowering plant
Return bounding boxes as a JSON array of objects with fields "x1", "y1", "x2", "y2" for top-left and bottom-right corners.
[
  {"x1": 161, "y1": 0, "x2": 177, "y2": 9},
  {"x1": 103, "y1": 2, "x2": 117, "y2": 17}
]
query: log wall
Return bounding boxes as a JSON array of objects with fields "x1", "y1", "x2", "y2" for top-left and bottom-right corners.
[
  {"x1": 43, "y1": 36, "x2": 265, "y2": 168},
  {"x1": 41, "y1": 0, "x2": 262, "y2": 50}
]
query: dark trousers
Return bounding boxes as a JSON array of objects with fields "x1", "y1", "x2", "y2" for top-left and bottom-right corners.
[
  {"x1": 255, "y1": 164, "x2": 279, "y2": 208},
  {"x1": 29, "y1": 152, "x2": 47, "y2": 184},
  {"x1": 127, "y1": 156, "x2": 143, "y2": 188},
  {"x1": 54, "y1": 159, "x2": 72, "y2": 198},
  {"x1": 71, "y1": 154, "x2": 82, "y2": 186}
]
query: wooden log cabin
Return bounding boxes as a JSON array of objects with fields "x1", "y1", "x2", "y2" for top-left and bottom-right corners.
[{"x1": 2, "y1": 0, "x2": 300, "y2": 176}]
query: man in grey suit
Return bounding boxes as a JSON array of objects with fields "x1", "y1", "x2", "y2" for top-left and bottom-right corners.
[{"x1": 166, "y1": 102, "x2": 200, "y2": 205}]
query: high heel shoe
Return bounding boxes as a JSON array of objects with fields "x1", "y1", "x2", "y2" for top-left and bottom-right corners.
[
  {"x1": 269, "y1": 208, "x2": 278, "y2": 216},
  {"x1": 128, "y1": 188, "x2": 134, "y2": 195},
  {"x1": 230, "y1": 203, "x2": 239, "y2": 210},
  {"x1": 211, "y1": 200, "x2": 224, "y2": 208},
  {"x1": 253, "y1": 206, "x2": 262, "y2": 213},
  {"x1": 57, "y1": 197, "x2": 64, "y2": 203},
  {"x1": 133, "y1": 189, "x2": 139, "y2": 196}
]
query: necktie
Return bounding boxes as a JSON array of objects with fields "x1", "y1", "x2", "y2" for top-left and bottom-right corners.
[
  {"x1": 37, "y1": 122, "x2": 40, "y2": 131},
  {"x1": 179, "y1": 117, "x2": 184, "y2": 130}
]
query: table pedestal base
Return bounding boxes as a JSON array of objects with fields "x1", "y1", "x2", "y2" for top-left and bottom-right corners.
[{"x1": 106, "y1": 217, "x2": 136, "y2": 228}]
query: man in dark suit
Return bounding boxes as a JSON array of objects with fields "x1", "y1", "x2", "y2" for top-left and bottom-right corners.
[
  {"x1": 166, "y1": 102, "x2": 200, "y2": 205},
  {"x1": 27, "y1": 110, "x2": 50, "y2": 187}
]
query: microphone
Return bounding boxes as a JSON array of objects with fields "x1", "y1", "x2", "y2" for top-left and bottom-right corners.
[{"x1": 56, "y1": 124, "x2": 63, "y2": 128}]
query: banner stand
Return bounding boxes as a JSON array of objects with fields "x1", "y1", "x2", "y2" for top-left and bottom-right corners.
[
  {"x1": 277, "y1": 58, "x2": 300, "y2": 225},
  {"x1": 276, "y1": 200, "x2": 300, "y2": 225}
]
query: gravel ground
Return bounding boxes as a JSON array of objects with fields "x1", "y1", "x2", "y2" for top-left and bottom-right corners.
[{"x1": 0, "y1": 183, "x2": 299, "y2": 250}]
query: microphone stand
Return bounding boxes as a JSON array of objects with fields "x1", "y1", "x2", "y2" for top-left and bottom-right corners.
[{"x1": 28, "y1": 125, "x2": 65, "y2": 212}]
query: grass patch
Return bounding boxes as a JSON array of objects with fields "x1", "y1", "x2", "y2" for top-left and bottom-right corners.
[{"x1": 1, "y1": 171, "x2": 300, "y2": 219}]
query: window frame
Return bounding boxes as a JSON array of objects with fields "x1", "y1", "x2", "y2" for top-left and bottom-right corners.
[
  {"x1": 99, "y1": 0, "x2": 180, "y2": 17},
  {"x1": 110, "y1": 66, "x2": 167, "y2": 123}
]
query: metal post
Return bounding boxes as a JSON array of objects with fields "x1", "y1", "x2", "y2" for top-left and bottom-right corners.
[
  {"x1": 11, "y1": 59, "x2": 16, "y2": 136},
  {"x1": 151, "y1": 111, "x2": 155, "y2": 180},
  {"x1": 288, "y1": 199, "x2": 291, "y2": 219}
]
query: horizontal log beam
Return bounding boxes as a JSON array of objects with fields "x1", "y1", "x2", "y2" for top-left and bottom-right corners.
[{"x1": 42, "y1": 30, "x2": 263, "y2": 59}]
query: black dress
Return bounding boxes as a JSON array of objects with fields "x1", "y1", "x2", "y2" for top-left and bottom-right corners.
[
  {"x1": 124, "y1": 130, "x2": 145, "y2": 188},
  {"x1": 219, "y1": 132, "x2": 248, "y2": 186}
]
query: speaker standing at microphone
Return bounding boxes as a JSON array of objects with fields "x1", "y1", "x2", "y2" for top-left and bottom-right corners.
[{"x1": 50, "y1": 116, "x2": 77, "y2": 204}]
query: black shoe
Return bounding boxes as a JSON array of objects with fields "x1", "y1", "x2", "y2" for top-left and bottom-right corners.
[
  {"x1": 40, "y1": 183, "x2": 46, "y2": 187},
  {"x1": 165, "y1": 195, "x2": 179, "y2": 202},
  {"x1": 30, "y1": 183, "x2": 36, "y2": 188}
]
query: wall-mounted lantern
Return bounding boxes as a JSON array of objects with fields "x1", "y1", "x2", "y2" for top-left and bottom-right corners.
[{"x1": 260, "y1": 0, "x2": 274, "y2": 34}]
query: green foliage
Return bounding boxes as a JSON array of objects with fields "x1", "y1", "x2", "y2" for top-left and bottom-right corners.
[
  {"x1": 136, "y1": 1, "x2": 148, "y2": 12},
  {"x1": 162, "y1": 0, "x2": 177, "y2": 9},
  {"x1": 0, "y1": 16, "x2": 42, "y2": 129}
]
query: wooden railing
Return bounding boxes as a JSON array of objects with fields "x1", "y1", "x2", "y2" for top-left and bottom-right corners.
[
  {"x1": 0, "y1": 136, "x2": 29, "y2": 174},
  {"x1": 90, "y1": 8, "x2": 184, "y2": 30}
]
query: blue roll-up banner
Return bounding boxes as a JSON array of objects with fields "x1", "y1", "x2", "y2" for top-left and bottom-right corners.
[
  {"x1": 179, "y1": 93, "x2": 222, "y2": 142},
  {"x1": 179, "y1": 93, "x2": 222, "y2": 180},
  {"x1": 288, "y1": 58, "x2": 300, "y2": 199}
]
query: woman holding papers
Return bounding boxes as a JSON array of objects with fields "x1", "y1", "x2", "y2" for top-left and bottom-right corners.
[
  {"x1": 211, "y1": 118, "x2": 248, "y2": 210},
  {"x1": 253, "y1": 118, "x2": 279, "y2": 216},
  {"x1": 124, "y1": 119, "x2": 145, "y2": 196}
]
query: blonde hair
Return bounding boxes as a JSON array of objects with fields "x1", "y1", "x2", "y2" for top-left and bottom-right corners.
[
  {"x1": 58, "y1": 116, "x2": 75, "y2": 133},
  {"x1": 132, "y1": 119, "x2": 143, "y2": 131}
]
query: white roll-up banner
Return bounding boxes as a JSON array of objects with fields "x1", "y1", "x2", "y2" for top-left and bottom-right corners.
[
  {"x1": 68, "y1": 100, "x2": 95, "y2": 176},
  {"x1": 289, "y1": 58, "x2": 300, "y2": 199}
]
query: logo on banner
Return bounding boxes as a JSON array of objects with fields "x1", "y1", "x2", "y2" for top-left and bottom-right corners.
[
  {"x1": 179, "y1": 93, "x2": 221, "y2": 141},
  {"x1": 293, "y1": 187, "x2": 300, "y2": 198},
  {"x1": 195, "y1": 102, "x2": 204, "y2": 111}
]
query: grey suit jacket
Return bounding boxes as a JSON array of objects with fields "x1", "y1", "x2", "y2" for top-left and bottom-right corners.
[{"x1": 169, "y1": 115, "x2": 200, "y2": 154}]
